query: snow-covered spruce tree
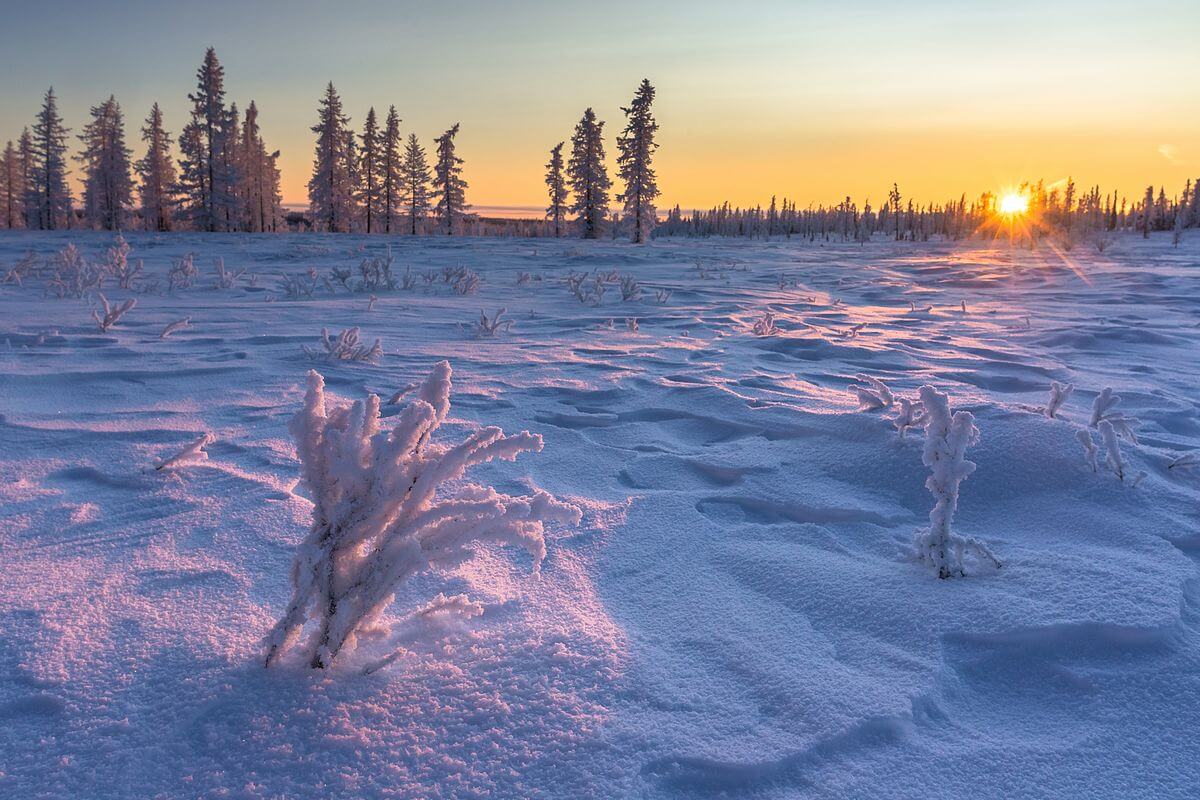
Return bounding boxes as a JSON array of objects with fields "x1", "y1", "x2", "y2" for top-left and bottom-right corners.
[
  {"x1": 135, "y1": 103, "x2": 177, "y2": 232},
  {"x1": 17, "y1": 128, "x2": 36, "y2": 229},
  {"x1": 381, "y1": 106, "x2": 402, "y2": 233},
  {"x1": 238, "y1": 101, "x2": 283, "y2": 233},
  {"x1": 262, "y1": 362, "x2": 581, "y2": 669},
  {"x1": 28, "y1": 87, "x2": 73, "y2": 230},
  {"x1": 545, "y1": 142, "x2": 568, "y2": 237},
  {"x1": 176, "y1": 49, "x2": 239, "y2": 231},
  {"x1": 307, "y1": 83, "x2": 358, "y2": 233},
  {"x1": 77, "y1": 95, "x2": 134, "y2": 231},
  {"x1": 568, "y1": 108, "x2": 611, "y2": 239},
  {"x1": 616, "y1": 79, "x2": 661, "y2": 244},
  {"x1": 359, "y1": 107, "x2": 382, "y2": 234},
  {"x1": 400, "y1": 133, "x2": 430, "y2": 235},
  {"x1": 912, "y1": 386, "x2": 1000, "y2": 578},
  {"x1": 432, "y1": 124, "x2": 468, "y2": 236},
  {"x1": 0, "y1": 140, "x2": 23, "y2": 229}
]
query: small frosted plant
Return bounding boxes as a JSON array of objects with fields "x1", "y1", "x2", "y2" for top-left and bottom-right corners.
[
  {"x1": 850, "y1": 374, "x2": 894, "y2": 411},
  {"x1": 262, "y1": 362, "x2": 580, "y2": 669},
  {"x1": 1044, "y1": 381, "x2": 1074, "y2": 419},
  {"x1": 620, "y1": 275, "x2": 642, "y2": 301},
  {"x1": 1089, "y1": 387, "x2": 1138, "y2": 443},
  {"x1": 305, "y1": 327, "x2": 383, "y2": 362},
  {"x1": 655, "y1": 288, "x2": 672, "y2": 304},
  {"x1": 751, "y1": 310, "x2": 780, "y2": 336},
  {"x1": 168, "y1": 254, "x2": 199, "y2": 290},
  {"x1": 280, "y1": 268, "x2": 319, "y2": 299},
  {"x1": 1098, "y1": 420, "x2": 1124, "y2": 481},
  {"x1": 92, "y1": 293, "x2": 137, "y2": 332},
  {"x1": 160, "y1": 317, "x2": 191, "y2": 339},
  {"x1": 912, "y1": 386, "x2": 1000, "y2": 578},
  {"x1": 625, "y1": 318, "x2": 639, "y2": 332},
  {"x1": 212, "y1": 257, "x2": 246, "y2": 289},
  {"x1": 155, "y1": 433, "x2": 214, "y2": 471},
  {"x1": 893, "y1": 397, "x2": 925, "y2": 439},
  {"x1": 1077, "y1": 429, "x2": 1099, "y2": 472},
  {"x1": 464, "y1": 308, "x2": 512, "y2": 338}
]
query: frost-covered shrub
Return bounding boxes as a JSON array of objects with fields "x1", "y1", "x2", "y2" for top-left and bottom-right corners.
[
  {"x1": 1044, "y1": 381, "x2": 1074, "y2": 419},
  {"x1": 751, "y1": 311, "x2": 780, "y2": 336},
  {"x1": 47, "y1": 243, "x2": 104, "y2": 298},
  {"x1": 212, "y1": 257, "x2": 246, "y2": 289},
  {"x1": 463, "y1": 308, "x2": 512, "y2": 338},
  {"x1": 655, "y1": 288, "x2": 672, "y2": 304},
  {"x1": 358, "y1": 248, "x2": 396, "y2": 291},
  {"x1": 1098, "y1": 420, "x2": 1124, "y2": 481},
  {"x1": 625, "y1": 317, "x2": 639, "y2": 332},
  {"x1": 1076, "y1": 428, "x2": 1099, "y2": 472},
  {"x1": 92, "y1": 293, "x2": 136, "y2": 332},
  {"x1": 1089, "y1": 387, "x2": 1138, "y2": 443},
  {"x1": 103, "y1": 235, "x2": 142, "y2": 289},
  {"x1": 912, "y1": 385, "x2": 1000, "y2": 578},
  {"x1": 262, "y1": 362, "x2": 580, "y2": 669},
  {"x1": 850, "y1": 374, "x2": 893, "y2": 411},
  {"x1": 280, "y1": 268, "x2": 320, "y2": 299},
  {"x1": 893, "y1": 397, "x2": 925, "y2": 439},
  {"x1": 168, "y1": 254, "x2": 199, "y2": 290},
  {"x1": 620, "y1": 275, "x2": 642, "y2": 301},
  {"x1": 304, "y1": 327, "x2": 383, "y2": 363},
  {"x1": 155, "y1": 433, "x2": 214, "y2": 471}
]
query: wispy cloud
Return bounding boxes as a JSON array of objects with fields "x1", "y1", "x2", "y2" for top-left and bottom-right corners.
[{"x1": 1158, "y1": 144, "x2": 1189, "y2": 166}]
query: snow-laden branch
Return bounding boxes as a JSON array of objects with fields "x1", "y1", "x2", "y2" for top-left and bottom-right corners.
[
  {"x1": 1044, "y1": 381, "x2": 1074, "y2": 419},
  {"x1": 160, "y1": 317, "x2": 191, "y2": 339},
  {"x1": 155, "y1": 432, "x2": 214, "y2": 471},
  {"x1": 751, "y1": 311, "x2": 779, "y2": 336},
  {"x1": 912, "y1": 385, "x2": 999, "y2": 578},
  {"x1": 850, "y1": 374, "x2": 893, "y2": 411},
  {"x1": 1098, "y1": 420, "x2": 1124, "y2": 481},
  {"x1": 263, "y1": 362, "x2": 580, "y2": 669},
  {"x1": 892, "y1": 397, "x2": 925, "y2": 439},
  {"x1": 1076, "y1": 429, "x2": 1099, "y2": 472},
  {"x1": 92, "y1": 293, "x2": 137, "y2": 332},
  {"x1": 1089, "y1": 387, "x2": 1138, "y2": 443},
  {"x1": 304, "y1": 327, "x2": 383, "y2": 362}
]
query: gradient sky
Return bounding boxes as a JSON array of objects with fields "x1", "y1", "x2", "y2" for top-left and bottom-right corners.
[{"x1": 1, "y1": 0, "x2": 1197, "y2": 211}]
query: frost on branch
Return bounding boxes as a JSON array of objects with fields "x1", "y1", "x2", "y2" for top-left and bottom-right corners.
[
  {"x1": 92, "y1": 293, "x2": 137, "y2": 332},
  {"x1": 911, "y1": 386, "x2": 1000, "y2": 579},
  {"x1": 304, "y1": 327, "x2": 383, "y2": 362},
  {"x1": 263, "y1": 362, "x2": 581, "y2": 669},
  {"x1": 1076, "y1": 428, "x2": 1099, "y2": 472},
  {"x1": 751, "y1": 311, "x2": 779, "y2": 336},
  {"x1": 850, "y1": 374, "x2": 894, "y2": 411},
  {"x1": 155, "y1": 433, "x2": 214, "y2": 471},
  {"x1": 160, "y1": 317, "x2": 191, "y2": 339},
  {"x1": 892, "y1": 397, "x2": 925, "y2": 439},
  {"x1": 1044, "y1": 381, "x2": 1074, "y2": 419},
  {"x1": 1089, "y1": 387, "x2": 1138, "y2": 443},
  {"x1": 461, "y1": 308, "x2": 512, "y2": 338},
  {"x1": 1098, "y1": 420, "x2": 1124, "y2": 481}
]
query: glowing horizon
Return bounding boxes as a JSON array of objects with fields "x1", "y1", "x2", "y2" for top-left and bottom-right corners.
[{"x1": 0, "y1": 1, "x2": 1196, "y2": 213}]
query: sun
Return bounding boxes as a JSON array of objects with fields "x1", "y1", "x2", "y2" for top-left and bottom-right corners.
[{"x1": 998, "y1": 192, "x2": 1029, "y2": 215}]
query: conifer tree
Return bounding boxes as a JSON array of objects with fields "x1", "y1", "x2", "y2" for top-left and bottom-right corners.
[
  {"x1": 136, "y1": 103, "x2": 177, "y2": 231},
  {"x1": 399, "y1": 133, "x2": 431, "y2": 235},
  {"x1": 17, "y1": 128, "x2": 35, "y2": 229},
  {"x1": 545, "y1": 142, "x2": 567, "y2": 237},
  {"x1": 567, "y1": 108, "x2": 610, "y2": 239},
  {"x1": 359, "y1": 107, "x2": 382, "y2": 233},
  {"x1": 77, "y1": 95, "x2": 133, "y2": 231},
  {"x1": 0, "y1": 140, "x2": 22, "y2": 229},
  {"x1": 616, "y1": 79, "x2": 660, "y2": 243},
  {"x1": 238, "y1": 101, "x2": 282, "y2": 232},
  {"x1": 381, "y1": 106, "x2": 402, "y2": 233},
  {"x1": 307, "y1": 82, "x2": 357, "y2": 233},
  {"x1": 176, "y1": 49, "x2": 237, "y2": 231},
  {"x1": 28, "y1": 87, "x2": 73, "y2": 230},
  {"x1": 432, "y1": 123, "x2": 468, "y2": 235}
]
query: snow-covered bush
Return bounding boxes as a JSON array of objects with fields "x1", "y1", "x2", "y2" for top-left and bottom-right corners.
[
  {"x1": 626, "y1": 318, "x2": 639, "y2": 332},
  {"x1": 893, "y1": 397, "x2": 925, "y2": 439},
  {"x1": 1089, "y1": 387, "x2": 1138, "y2": 442},
  {"x1": 104, "y1": 235, "x2": 142, "y2": 289},
  {"x1": 262, "y1": 362, "x2": 580, "y2": 669},
  {"x1": 463, "y1": 308, "x2": 512, "y2": 338},
  {"x1": 1044, "y1": 381, "x2": 1073, "y2": 418},
  {"x1": 1076, "y1": 429, "x2": 1099, "y2": 472},
  {"x1": 655, "y1": 288, "x2": 672, "y2": 304},
  {"x1": 280, "y1": 268, "x2": 319, "y2": 299},
  {"x1": 850, "y1": 374, "x2": 893, "y2": 411},
  {"x1": 47, "y1": 243, "x2": 104, "y2": 298},
  {"x1": 168, "y1": 254, "x2": 199, "y2": 291},
  {"x1": 2, "y1": 252, "x2": 41, "y2": 286},
  {"x1": 212, "y1": 257, "x2": 245, "y2": 289},
  {"x1": 911, "y1": 385, "x2": 1000, "y2": 578},
  {"x1": 92, "y1": 293, "x2": 136, "y2": 332},
  {"x1": 1098, "y1": 420, "x2": 1124, "y2": 481},
  {"x1": 751, "y1": 311, "x2": 780, "y2": 336},
  {"x1": 304, "y1": 327, "x2": 383, "y2": 362},
  {"x1": 619, "y1": 275, "x2": 642, "y2": 301}
]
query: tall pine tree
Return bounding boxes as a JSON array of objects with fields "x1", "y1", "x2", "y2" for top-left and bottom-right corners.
[
  {"x1": 432, "y1": 124, "x2": 468, "y2": 235},
  {"x1": 545, "y1": 142, "x2": 567, "y2": 237},
  {"x1": 359, "y1": 107, "x2": 382, "y2": 233},
  {"x1": 568, "y1": 108, "x2": 610, "y2": 239},
  {"x1": 381, "y1": 106, "x2": 402, "y2": 234},
  {"x1": 28, "y1": 88, "x2": 73, "y2": 230},
  {"x1": 0, "y1": 140, "x2": 22, "y2": 229},
  {"x1": 77, "y1": 95, "x2": 133, "y2": 231},
  {"x1": 400, "y1": 133, "x2": 430, "y2": 235},
  {"x1": 616, "y1": 79, "x2": 660, "y2": 243},
  {"x1": 307, "y1": 82, "x2": 357, "y2": 233},
  {"x1": 136, "y1": 103, "x2": 177, "y2": 231},
  {"x1": 176, "y1": 49, "x2": 237, "y2": 231}
]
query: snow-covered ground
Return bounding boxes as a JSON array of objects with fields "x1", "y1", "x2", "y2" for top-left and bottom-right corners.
[{"x1": 1, "y1": 231, "x2": 1197, "y2": 799}]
